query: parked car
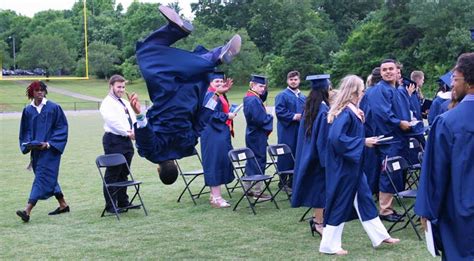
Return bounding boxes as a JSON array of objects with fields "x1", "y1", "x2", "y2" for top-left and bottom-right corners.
[{"x1": 33, "y1": 68, "x2": 46, "y2": 76}]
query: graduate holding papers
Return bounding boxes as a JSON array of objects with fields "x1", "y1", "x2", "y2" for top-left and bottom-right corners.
[
  {"x1": 415, "y1": 52, "x2": 474, "y2": 260},
  {"x1": 129, "y1": 6, "x2": 241, "y2": 184},
  {"x1": 16, "y1": 81, "x2": 70, "y2": 222},
  {"x1": 291, "y1": 74, "x2": 330, "y2": 237},
  {"x1": 319, "y1": 75, "x2": 399, "y2": 256}
]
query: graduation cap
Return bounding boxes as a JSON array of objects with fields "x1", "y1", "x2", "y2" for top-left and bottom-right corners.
[
  {"x1": 250, "y1": 74, "x2": 267, "y2": 85},
  {"x1": 209, "y1": 70, "x2": 225, "y2": 81},
  {"x1": 402, "y1": 77, "x2": 417, "y2": 88},
  {"x1": 438, "y1": 71, "x2": 453, "y2": 90},
  {"x1": 306, "y1": 74, "x2": 330, "y2": 90}
]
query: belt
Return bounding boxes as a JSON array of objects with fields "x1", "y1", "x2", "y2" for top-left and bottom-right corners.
[{"x1": 105, "y1": 132, "x2": 130, "y2": 139}]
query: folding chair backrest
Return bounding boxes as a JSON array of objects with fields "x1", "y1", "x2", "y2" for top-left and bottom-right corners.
[
  {"x1": 96, "y1": 153, "x2": 134, "y2": 181},
  {"x1": 96, "y1": 153, "x2": 127, "y2": 168},
  {"x1": 267, "y1": 144, "x2": 294, "y2": 171},
  {"x1": 228, "y1": 148, "x2": 263, "y2": 176},
  {"x1": 267, "y1": 144, "x2": 293, "y2": 157},
  {"x1": 408, "y1": 138, "x2": 422, "y2": 151},
  {"x1": 384, "y1": 156, "x2": 410, "y2": 173}
]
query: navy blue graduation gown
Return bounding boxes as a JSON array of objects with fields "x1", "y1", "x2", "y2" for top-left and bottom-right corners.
[
  {"x1": 275, "y1": 88, "x2": 306, "y2": 171},
  {"x1": 360, "y1": 86, "x2": 382, "y2": 194},
  {"x1": 440, "y1": 99, "x2": 451, "y2": 114},
  {"x1": 324, "y1": 108, "x2": 378, "y2": 226},
  {"x1": 291, "y1": 102, "x2": 328, "y2": 208},
  {"x1": 415, "y1": 96, "x2": 474, "y2": 260},
  {"x1": 19, "y1": 101, "x2": 68, "y2": 201},
  {"x1": 410, "y1": 91, "x2": 423, "y2": 121},
  {"x1": 243, "y1": 92, "x2": 273, "y2": 175},
  {"x1": 200, "y1": 91, "x2": 235, "y2": 186},
  {"x1": 367, "y1": 81, "x2": 410, "y2": 193},
  {"x1": 134, "y1": 26, "x2": 216, "y2": 163},
  {"x1": 428, "y1": 95, "x2": 449, "y2": 125}
]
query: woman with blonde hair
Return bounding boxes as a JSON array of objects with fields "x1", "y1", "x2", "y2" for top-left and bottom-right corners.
[{"x1": 319, "y1": 75, "x2": 399, "y2": 255}]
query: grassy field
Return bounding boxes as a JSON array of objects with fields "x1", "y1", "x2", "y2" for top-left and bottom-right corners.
[
  {"x1": 0, "y1": 110, "x2": 431, "y2": 259},
  {"x1": 0, "y1": 79, "x2": 296, "y2": 112}
]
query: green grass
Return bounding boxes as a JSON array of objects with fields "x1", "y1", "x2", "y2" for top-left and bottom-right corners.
[
  {"x1": 1, "y1": 79, "x2": 306, "y2": 112},
  {"x1": 0, "y1": 112, "x2": 430, "y2": 259}
]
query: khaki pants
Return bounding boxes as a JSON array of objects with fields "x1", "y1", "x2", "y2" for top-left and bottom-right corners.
[{"x1": 379, "y1": 192, "x2": 394, "y2": 215}]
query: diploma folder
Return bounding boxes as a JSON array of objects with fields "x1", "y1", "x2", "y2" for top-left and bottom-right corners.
[
  {"x1": 425, "y1": 220, "x2": 440, "y2": 257},
  {"x1": 231, "y1": 103, "x2": 244, "y2": 114},
  {"x1": 22, "y1": 141, "x2": 43, "y2": 148}
]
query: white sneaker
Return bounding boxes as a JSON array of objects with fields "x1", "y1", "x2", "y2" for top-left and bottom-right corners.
[{"x1": 158, "y1": 5, "x2": 193, "y2": 33}]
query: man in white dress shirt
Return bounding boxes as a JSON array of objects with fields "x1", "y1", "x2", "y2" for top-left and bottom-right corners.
[{"x1": 99, "y1": 75, "x2": 139, "y2": 213}]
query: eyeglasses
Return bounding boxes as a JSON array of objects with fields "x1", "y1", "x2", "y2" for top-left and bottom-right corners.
[{"x1": 451, "y1": 76, "x2": 465, "y2": 81}]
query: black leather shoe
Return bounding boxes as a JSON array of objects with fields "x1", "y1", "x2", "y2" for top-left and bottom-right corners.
[
  {"x1": 380, "y1": 213, "x2": 404, "y2": 222},
  {"x1": 118, "y1": 203, "x2": 141, "y2": 210},
  {"x1": 48, "y1": 206, "x2": 70, "y2": 215},
  {"x1": 105, "y1": 208, "x2": 126, "y2": 214},
  {"x1": 16, "y1": 210, "x2": 30, "y2": 222}
]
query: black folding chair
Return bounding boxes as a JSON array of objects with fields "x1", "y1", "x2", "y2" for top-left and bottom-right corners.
[
  {"x1": 96, "y1": 154, "x2": 148, "y2": 221},
  {"x1": 406, "y1": 138, "x2": 424, "y2": 189},
  {"x1": 228, "y1": 148, "x2": 279, "y2": 215},
  {"x1": 175, "y1": 150, "x2": 209, "y2": 205},
  {"x1": 299, "y1": 207, "x2": 313, "y2": 222},
  {"x1": 267, "y1": 144, "x2": 294, "y2": 201},
  {"x1": 383, "y1": 156, "x2": 422, "y2": 240}
]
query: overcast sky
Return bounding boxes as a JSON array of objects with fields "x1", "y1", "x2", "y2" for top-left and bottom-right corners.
[{"x1": 0, "y1": 0, "x2": 197, "y2": 19}]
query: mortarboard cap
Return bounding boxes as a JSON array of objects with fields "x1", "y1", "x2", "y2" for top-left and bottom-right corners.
[
  {"x1": 438, "y1": 71, "x2": 452, "y2": 91},
  {"x1": 250, "y1": 74, "x2": 267, "y2": 85},
  {"x1": 209, "y1": 70, "x2": 225, "y2": 81},
  {"x1": 402, "y1": 77, "x2": 417, "y2": 88},
  {"x1": 306, "y1": 74, "x2": 330, "y2": 90}
]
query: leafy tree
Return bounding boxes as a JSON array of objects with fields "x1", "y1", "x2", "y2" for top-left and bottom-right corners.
[
  {"x1": 268, "y1": 30, "x2": 324, "y2": 88},
  {"x1": 74, "y1": 58, "x2": 86, "y2": 77},
  {"x1": 34, "y1": 19, "x2": 81, "y2": 57},
  {"x1": 121, "y1": 2, "x2": 164, "y2": 59},
  {"x1": 313, "y1": 0, "x2": 384, "y2": 41},
  {"x1": 120, "y1": 57, "x2": 141, "y2": 83},
  {"x1": 331, "y1": 19, "x2": 390, "y2": 81},
  {"x1": 0, "y1": 12, "x2": 31, "y2": 58},
  {"x1": 0, "y1": 40, "x2": 13, "y2": 68},
  {"x1": 87, "y1": 41, "x2": 120, "y2": 79},
  {"x1": 17, "y1": 34, "x2": 74, "y2": 74},
  {"x1": 174, "y1": 23, "x2": 262, "y2": 84}
]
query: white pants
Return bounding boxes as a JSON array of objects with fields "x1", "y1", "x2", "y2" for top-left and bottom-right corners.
[{"x1": 319, "y1": 193, "x2": 391, "y2": 254}]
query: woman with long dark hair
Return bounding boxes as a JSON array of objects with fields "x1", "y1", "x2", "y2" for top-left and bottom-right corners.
[{"x1": 291, "y1": 74, "x2": 331, "y2": 237}]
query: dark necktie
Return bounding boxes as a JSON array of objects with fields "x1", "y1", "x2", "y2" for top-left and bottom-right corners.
[{"x1": 118, "y1": 98, "x2": 133, "y2": 130}]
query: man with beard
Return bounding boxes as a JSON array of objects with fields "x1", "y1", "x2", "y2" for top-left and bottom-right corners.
[{"x1": 274, "y1": 71, "x2": 306, "y2": 192}]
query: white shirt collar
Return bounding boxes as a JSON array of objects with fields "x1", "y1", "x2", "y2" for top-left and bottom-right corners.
[
  {"x1": 286, "y1": 86, "x2": 301, "y2": 96},
  {"x1": 30, "y1": 98, "x2": 48, "y2": 113}
]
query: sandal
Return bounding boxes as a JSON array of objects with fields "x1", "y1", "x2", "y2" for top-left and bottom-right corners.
[
  {"x1": 210, "y1": 196, "x2": 231, "y2": 208},
  {"x1": 383, "y1": 238, "x2": 400, "y2": 244},
  {"x1": 309, "y1": 218, "x2": 323, "y2": 237}
]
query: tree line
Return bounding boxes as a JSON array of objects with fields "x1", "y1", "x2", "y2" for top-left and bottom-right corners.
[{"x1": 1, "y1": 0, "x2": 473, "y2": 95}]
